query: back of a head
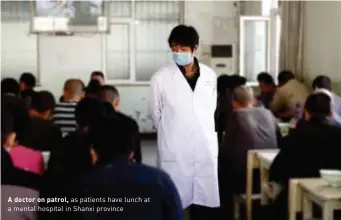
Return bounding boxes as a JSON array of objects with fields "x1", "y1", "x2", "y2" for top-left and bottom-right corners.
[
  {"x1": 277, "y1": 70, "x2": 294, "y2": 86},
  {"x1": 19, "y1": 72, "x2": 36, "y2": 88},
  {"x1": 89, "y1": 116, "x2": 135, "y2": 162},
  {"x1": 1, "y1": 78, "x2": 20, "y2": 96},
  {"x1": 233, "y1": 85, "x2": 254, "y2": 106},
  {"x1": 63, "y1": 78, "x2": 84, "y2": 97},
  {"x1": 75, "y1": 97, "x2": 108, "y2": 129},
  {"x1": 168, "y1": 25, "x2": 199, "y2": 50},
  {"x1": 30, "y1": 91, "x2": 56, "y2": 113},
  {"x1": 85, "y1": 79, "x2": 101, "y2": 97},
  {"x1": 257, "y1": 72, "x2": 274, "y2": 85},
  {"x1": 99, "y1": 85, "x2": 119, "y2": 103},
  {"x1": 91, "y1": 71, "x2": 104, "y2": 80},
  {"x1": 230, "y1": 75, "x2": 247, "y2": 91},
  {"x1": 312, "y1": 75, "x2": 332, "y2": 91},
  {"x1": 304, "y1": 93, "x2": 331, "y2": 118}
]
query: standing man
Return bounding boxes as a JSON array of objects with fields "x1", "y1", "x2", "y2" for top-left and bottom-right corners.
[{"x1": 148, "y1": 25, "x2": 220, "y2": 219}]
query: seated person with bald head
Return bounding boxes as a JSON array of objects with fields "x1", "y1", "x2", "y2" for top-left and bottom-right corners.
[
  {"x1": 219, "y1": 85, "x2": 281, "y2": 218},
  {"x1": 53, "y1": 79, "x2": 84, "y2": 136},
  {"x1": 98, "y1": 85, "x2": 142, "y2": 164}
]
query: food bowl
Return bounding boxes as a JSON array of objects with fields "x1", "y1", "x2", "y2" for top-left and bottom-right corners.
[{"x1": 320, "y1": 169, "x2": 341, "y2": 187}]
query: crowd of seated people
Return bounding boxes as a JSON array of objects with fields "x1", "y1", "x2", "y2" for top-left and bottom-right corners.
[
  {"x1": 1, "y1": 71, "x2": 167, "y2": 220},
  {"x1": 2, "y1": 69, "x2": 341, "y2": 220},
  {"x1": 215, "y1": 71, "x2": 341, "y2": 219}
]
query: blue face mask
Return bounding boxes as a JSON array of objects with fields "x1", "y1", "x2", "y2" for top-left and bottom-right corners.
[{"x1": 172, "y1": 52, "x2": 193, "y2": 66}]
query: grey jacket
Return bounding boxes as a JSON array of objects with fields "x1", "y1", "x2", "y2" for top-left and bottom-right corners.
[{"x1": 221, "y1": 107, "x2": 281, "y2": 173}]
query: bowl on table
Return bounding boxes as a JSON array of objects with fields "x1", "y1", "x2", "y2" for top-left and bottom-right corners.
[
  {"x1": 278, "y1": 123, "x2": 291, "y2": 136},
  {"x1": 320, "y1": 169, "x2": 341, "y2": 187}
]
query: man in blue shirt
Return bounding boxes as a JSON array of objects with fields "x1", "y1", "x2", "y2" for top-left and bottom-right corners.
[{"x1": 52, "y1": 115, "x2": 183, "y2": 220}]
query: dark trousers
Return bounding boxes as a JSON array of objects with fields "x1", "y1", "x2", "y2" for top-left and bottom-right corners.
[{"x1": 188, "y1": 204, "x2": 220, "y2": 220}]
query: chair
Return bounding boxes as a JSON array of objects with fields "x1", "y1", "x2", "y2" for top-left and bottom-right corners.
[
  {"x1": 233, "y1": 150, "x2": 261, "y2": 220},
  {"x1": 288, "y1": 179, "x2": 302, "y2": 220}
]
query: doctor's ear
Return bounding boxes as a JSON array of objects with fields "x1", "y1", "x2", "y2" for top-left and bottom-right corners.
[{"x1": 192, "y1": 45, "x2": 199, "y2": 53}]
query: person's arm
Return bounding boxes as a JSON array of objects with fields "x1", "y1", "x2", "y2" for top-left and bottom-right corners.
[
  {"x1": 148, "y1": 74, "x2": 163, "y2": 129},
  {"x1": 161, "y1": 172, "x2": 183, "y2": 220},
  {"x1": 270, "y1": 88, "x2": 286, "y2": 114}
]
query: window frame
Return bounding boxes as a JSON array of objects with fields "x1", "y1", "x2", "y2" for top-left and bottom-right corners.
[
  {"x1": 239, "y1": 16, "x2": 271, "y2": 84},
  {"x1": 104, "y1": 0, "x2": 184, "y2": 85},
  {"x1": 1, "y1": 1, "x2": 40, "y2": 84}
]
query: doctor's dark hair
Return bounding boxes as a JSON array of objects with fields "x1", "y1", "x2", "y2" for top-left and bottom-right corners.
[
  {"x1": 312, "y1": 75, "x2": 332, "y2": 91},
  {"x1": 168, "y1": 25, "x2": 199, "y2": 50},
  {"x1": 304, "y1": 93, "x2": 331, "y2": 118}
]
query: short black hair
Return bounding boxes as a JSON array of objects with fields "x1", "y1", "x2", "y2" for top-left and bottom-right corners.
[
  {"x1": 278, "y1": 70, "x2": 294, "y2": 85},
  {"x1": 312, "y1": 75, "x2": 332, "y2": 91},
  {"x1": 89, "y1": 116, "x2": 136, "y2": 162},
  {"x1": 30, "y1": 91, "x2": 56, "y2": 113},
  {"x1": 230, "y1": 75, "x2": 247, "y2": 91},
  {"x1": 85, "y1": 79, "x2": 101, "y2": 97},
  {"x1": 99, "y1": 85, "x2": 119, "y2": 103},
  {"x1": 168, "y1": 25, "x2": 199, "y2": 50},
  {"x1": 91, "y1": 71, "x2": 104, "y2": 79},
  {"x1": 1, "y1": 78, "x2": 20, "y2": 96},
  {"x1": 257, "y1": 72, "x2": 274, "y2": 85},
  {"x1": 19, "y1": 72, "x2": 36, "y2": 88},
  {"x1": 304, "y1": 93, "x2": 331, "y2": 117},
  {"x1": 75, "y1": 97, "x2": 108, "y2": 128}
]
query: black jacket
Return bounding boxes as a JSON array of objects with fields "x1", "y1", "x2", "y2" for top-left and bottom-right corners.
[{"x1": 270, "y1": 117, "x2": 341, "y2": 185}]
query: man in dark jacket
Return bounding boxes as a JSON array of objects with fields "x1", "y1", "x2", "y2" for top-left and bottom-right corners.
[
  {"x1": 43, "y1": 116, "x2": 183, "y2": 220},
  {"x1": 98, "y1": 85, "x2": 142, "y2": 164},
  {"x1": 269, "y1": 93, "x2": 341, "y2": 220},
  {"x1": 19, "y1": 91, "x2": 62, "y2": 152},
  {"x1": 219, "y1": 85, "x2": 281, "y2": 219}
]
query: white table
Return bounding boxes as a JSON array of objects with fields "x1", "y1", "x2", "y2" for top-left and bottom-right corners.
[
  {"x1": 300, "y1": 178, "x2": 341, "y2": 220},
  {"x1": 257, "y1": 150, "x2": 279, "y2": 204}
]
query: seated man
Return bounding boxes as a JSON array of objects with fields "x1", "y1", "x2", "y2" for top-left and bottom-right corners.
[
  {"x1": 312, "y1": 75, "x2": 341, "y2": 124},
  {"x1": 98, "y1": 85, "x2": 142, "y2": 163},
  {"x1": 20, "y1": 91, "x2": 62, "y2": 152},
  {"x1": 46, "y1": 116, "x2": 183, "y2": 220},
  {"x1": 271, "y1": 70, "x2": 310, "y2": 121},
  {"x1": 257, "y1": 72, "x2": 276, "y2": 109},
  {"x1": 53, "y1": 79, "x2": 84, "y2": 136},
  {"x1": 269, "y1": 93, "x2": 341, "y2": 219},
  {"x1": 219, "y1": 85, "x2": 281, "y2": 219}
]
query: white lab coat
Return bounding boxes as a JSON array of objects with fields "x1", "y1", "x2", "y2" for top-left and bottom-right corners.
[{"x1": 148, "y1": 62, "x2": 220, "y2": 209}]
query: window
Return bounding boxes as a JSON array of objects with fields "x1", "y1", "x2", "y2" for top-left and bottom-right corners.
[
  {"x1": 105, "y1": 1, "x2": 182, "y2": 82},
  {"x1": 262, "y1": 0, "x2": 279, "y2": 16},
  {"x1": 1, "y1": 1, "x2": 39, "y2": 82}
]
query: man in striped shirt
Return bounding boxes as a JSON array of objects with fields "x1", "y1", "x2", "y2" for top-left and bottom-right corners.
[{"x1": 53, "y1": 79, "x2": 84, "y2": 136}]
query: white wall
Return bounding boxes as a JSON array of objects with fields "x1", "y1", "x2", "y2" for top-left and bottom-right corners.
[
  {"x1": 1, "y1": 1, "x2": 239, "y2": 132},
  {"x1": 303, "y1": 1, "x2": 341, "y2": 94}
]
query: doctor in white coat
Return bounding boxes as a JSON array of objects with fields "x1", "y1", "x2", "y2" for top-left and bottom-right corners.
[{"x1": 148, "y1": 25, "x2": 220, "y2": 219}]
